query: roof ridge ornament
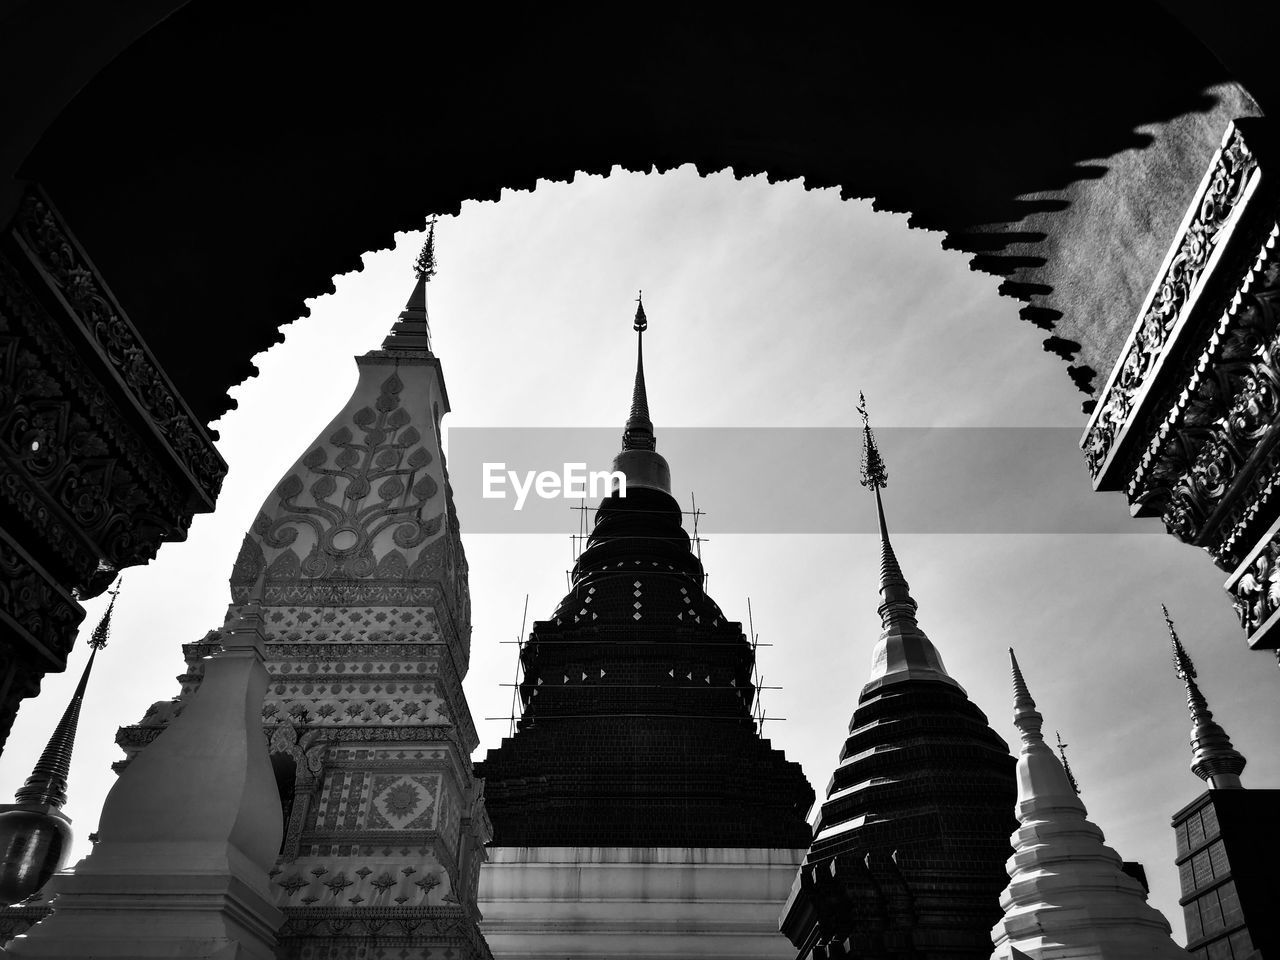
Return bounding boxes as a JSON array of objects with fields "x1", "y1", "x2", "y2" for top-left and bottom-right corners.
[{"x1": 1164, "y1": 604, "x2": 1246, "y2": 789}]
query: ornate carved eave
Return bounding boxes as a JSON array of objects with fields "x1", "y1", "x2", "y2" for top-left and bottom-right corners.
[
  {"x1": 1081, "y1": 119, "x2": 1280, "y2": 655},
  {"x1": 1130, "y1": 231, "x2": 1280, "y2": 559},
  {"x1": 0, "y1": 185, "x2": 226, "y2": 750},
  {"x1": 1083, "y1": 121, "x2": 1265, "y2": 493}
]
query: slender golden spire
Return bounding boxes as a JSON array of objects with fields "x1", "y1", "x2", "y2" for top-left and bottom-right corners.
[
  {"x1": 622, "y1": 291, "x2": 655, "y2": 452},
  {"x1": 1056, "y1": 730, "x2": 1081, "y2": 796},
  {"x1": 858, "y1": 392, "x2": 917, "y2": 628},
  {"x1": 15, "y1": 581, "x2": 118, "y2": 809},
  {"x1": 1164, "y1": 605, "x2": 1246, "y2": 789},
  {"x1": 382, "y1": 216, "x2": 436, "y2": 353}
]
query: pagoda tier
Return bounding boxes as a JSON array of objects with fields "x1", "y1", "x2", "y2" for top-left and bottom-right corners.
[
  {"x1": 475, "y1": 485, "x2": 814, "y2": 849},
  {"x1": 783, "y1": 677, "x2": 1018, "y2": 958}
]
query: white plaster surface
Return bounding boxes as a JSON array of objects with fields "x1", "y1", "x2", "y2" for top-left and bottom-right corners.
[{"x1": 479, "y1": 846, "x2": 804, "y2": 959}]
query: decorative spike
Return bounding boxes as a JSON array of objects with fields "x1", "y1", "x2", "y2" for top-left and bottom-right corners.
[
  {"x1": 1163, "y1": 605, "x2": 1246, "y2": 789},
  {"x1": 857, "y1": 392, "x2": 888, "y2": 491},
  {"x1": 414, "y1": 216, "x2": 438, "y2": 282},
  {"x1": 88, "y1": 582, "x2": 118, "y2": 650},
  {"x1": 383, "y1": 218, "x2": 436, "y2": 353},
  {"x1": 1055, "y1": 730, "x2": 1081, "y2": 795},
  {"x1": 633, "y1": 290, "x2": 647, "y2": 332},
  {"x1": 1164, "y1": 604, "x2": 1196, "y2": 681}
]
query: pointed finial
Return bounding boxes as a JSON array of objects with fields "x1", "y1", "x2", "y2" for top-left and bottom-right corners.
[
  {"x1": 858, "y1": 392, "x2": 915, "y2": 627},
  {"x1": 622, "y1": 292, "x2": 655, "y2": 452},
  {"x1": 383, "y1": 218, "x2": 435, "y2": 353},
  {"x1": 1056, "y1": 730, "x2": 1081, "y2": 795},
  {"x1": 857, "y1": 391, "x2": 888, "y2": 491},
  {"x1": 1009, "y1": 648, "x2": 1044, "y2": 745},
  {"x1": 414, "y1": 216, "x2": 438, "y2": 282},
  {"x1": 87, "y1": 577, "x2": 120, "y2": 651},
  {"x1": 1163, "y1": 605, "x2": 1246, "y2": 789},
  {"x1": 1164, "y1": 603, "x2": 1197, "y2": 682},
  {"x1": 13, "y1": 580, "x2": 120, "y2": 809}
]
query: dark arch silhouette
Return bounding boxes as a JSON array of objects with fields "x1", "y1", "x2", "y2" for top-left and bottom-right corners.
[{"x1": 6, "y1": 1, "x2": 1270, "y2": 428}]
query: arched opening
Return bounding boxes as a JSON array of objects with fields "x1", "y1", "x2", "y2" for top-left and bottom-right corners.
[{"x1": 2, "y1": 5, "x2": 1279, "y2": 955}]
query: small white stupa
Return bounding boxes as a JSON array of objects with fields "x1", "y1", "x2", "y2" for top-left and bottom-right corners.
[{"x1": 989, "y1": 649, "x2": 1190, "y2": 960}]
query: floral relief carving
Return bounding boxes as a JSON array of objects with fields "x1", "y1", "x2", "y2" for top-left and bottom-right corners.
[
  {"x1": 1130, "y1": 246, "x2": 1280, "y2": 552},
  {"x1": 14, "y1": 192, "x2": 225, "y2": 502},
  {"x1": 0, "y1": 256, "x2": 191, "y2": 594},
  {"x1": 1084, "y1": 128, "x2": 1257, "y2": 481},
  {"x1": 1232, "y1": 542, "x2": 1280, "y2": 640},
  {"x1": 260, "y1": 372, "x2": 443, "y2": 579},
  {"x1": 0, "y1": 532, "x2": 82, "y2": 660}
]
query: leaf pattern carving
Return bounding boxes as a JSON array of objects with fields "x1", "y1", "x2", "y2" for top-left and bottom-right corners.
[{"x1": 262, "y1": 373, "x2": 443, "y2": 578}]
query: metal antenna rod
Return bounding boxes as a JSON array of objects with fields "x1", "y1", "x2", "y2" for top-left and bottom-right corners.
[{"x1": 507, "y1": 594, "x2": 529, "y2": 738}]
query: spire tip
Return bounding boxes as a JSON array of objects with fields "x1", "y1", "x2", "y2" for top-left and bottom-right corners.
[
  {"x1": 87, "y1": 577, "x2": 121, "y2": 651},
  {"x1": 414, "y1": 216, "x2": 438, "y2": 283},
  {"x1": 858, "y1": 392, "x2": 888, "y2": 490}
]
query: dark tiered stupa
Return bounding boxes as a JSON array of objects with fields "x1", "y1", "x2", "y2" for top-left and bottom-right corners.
[
  {"x1": 780, "y1": 398, "x2": 1016, "y2": 960},
  {"x1": 475, "y1": 297, "x2": 813, "y2": 849}
]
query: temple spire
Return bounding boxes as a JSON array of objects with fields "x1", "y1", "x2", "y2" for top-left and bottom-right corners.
[
  {"x1": 1164, "y1": 604, "x2": 1246, "y2": 789},
  {"x1": 622, "y1": 291, "x2": 655, "y2": 452},
  {"x1": 991, "y1": 648, "x2": 1190, "y2": 959},
  {"x1": 608, "y1": 293, "x2": 670, "y2": 494},
  {"x1": 15, "y1": 582, "x2": 117, "y2": 809},
  {"x1": 1008, "y1": 648, "x2": 1043, "y2": 745},
  {"x1": 0, "y1": 580, "x2": 119, "y2": 904},
  {"x1": 858, "y1": 392, "x2": 919, "y2": 630},
  {"x1": 382, "y1": 216, "x2": 437, "y2": 354},
  {"x1": 857, "y1": 393, "x2": 956, "y2": 692}
]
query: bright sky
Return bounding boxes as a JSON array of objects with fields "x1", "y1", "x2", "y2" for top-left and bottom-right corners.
[{"x1": 3, "y1": 167, "x2": 1276, "y2": 941}]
